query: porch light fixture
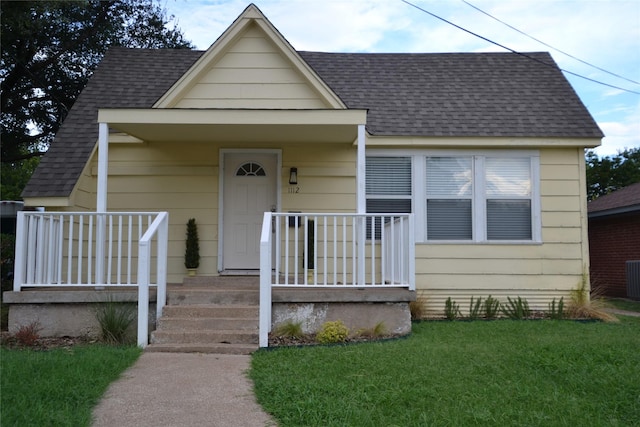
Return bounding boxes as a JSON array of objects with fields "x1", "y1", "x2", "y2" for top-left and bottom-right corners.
[{"x1": 289, "y1": 167, "x2": 298, "y2": 185}]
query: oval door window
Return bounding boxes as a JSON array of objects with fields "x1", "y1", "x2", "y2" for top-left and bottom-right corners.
[{"x1": 236, "y1": 162, "x2": 266, "y2": 177}]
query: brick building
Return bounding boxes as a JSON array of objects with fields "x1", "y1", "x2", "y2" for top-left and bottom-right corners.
[{"x1": 588, "y1": 182, "x2": 640, "y2": 297}]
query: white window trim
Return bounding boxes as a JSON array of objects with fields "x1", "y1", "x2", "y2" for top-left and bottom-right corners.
[{"x1": 366, "y1": 149, "x2": 541, "y2": 244}]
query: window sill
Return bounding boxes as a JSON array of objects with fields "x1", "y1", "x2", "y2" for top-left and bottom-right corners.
[{"x1": 418, "y1": 240, "x2": 543, "y2": 245}]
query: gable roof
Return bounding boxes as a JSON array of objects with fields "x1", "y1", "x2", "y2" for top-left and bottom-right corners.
[
  {"x1": 155, "y1": 4, "x2": 345, "y2": 109},
  {"x1": 23, "y1": 48, "x2": 603, "y2": 200},
  {"x1": 588, "y1": 182, "x2": 640, "y2": 218}
]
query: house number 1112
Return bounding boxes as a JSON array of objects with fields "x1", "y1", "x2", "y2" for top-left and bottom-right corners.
[{"x1": 288, "y1": 186, "x2": 300, "y2": 193}]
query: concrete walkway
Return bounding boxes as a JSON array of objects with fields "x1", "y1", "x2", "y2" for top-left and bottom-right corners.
[
  {"x1": 92, "y1": 352, "x2": 276, "y2": 427},
  {"x1": 603, "y1": 308, "x2": 640, "y2": 318}
]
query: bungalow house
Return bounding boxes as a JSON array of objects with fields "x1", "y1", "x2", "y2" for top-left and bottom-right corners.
[
  {"x1": 588, "y1": 182, "x2": 640, "y2": 298},
  {"x1": 7, "y1": 4, "x2": 602, "y2": 349}
]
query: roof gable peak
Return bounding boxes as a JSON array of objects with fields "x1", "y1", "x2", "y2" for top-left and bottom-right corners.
[{"x1": 154, "y1": 3, "x2": 345, "y2": 109}]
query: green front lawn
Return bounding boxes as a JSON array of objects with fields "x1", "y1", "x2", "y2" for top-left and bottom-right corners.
[
  {"x1": 1, "y1": 345, "x2": 141, "y2": 426},
  {"x1": 251, "y1": 318, "x2": 640, "y2": 426}
]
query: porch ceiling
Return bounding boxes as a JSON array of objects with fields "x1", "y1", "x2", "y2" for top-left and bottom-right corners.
[{"x1": 97, "y1": 108, "x2": 367, "y2": 143}]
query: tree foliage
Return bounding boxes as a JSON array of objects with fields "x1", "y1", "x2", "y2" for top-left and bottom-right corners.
[
  {"x1": 586, "y1": 147, "x2": 640, "y2": 201},
  {"x1": 0, "y1": 0, "x2": 192, "y2": 182}
]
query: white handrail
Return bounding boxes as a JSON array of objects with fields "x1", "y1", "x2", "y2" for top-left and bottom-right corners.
[
  {"x1": 13, "y1": 211, "x2": 169, "y2": 348},
  {"x1": 259, "y1": 212, "x2": 273, "y2": 348},
  {"x1": 259, "y1": 212, "x2": 414, "y2": 348},
  {"x1": 136, "y1": 211, "x2": 169, "y2": 347}
]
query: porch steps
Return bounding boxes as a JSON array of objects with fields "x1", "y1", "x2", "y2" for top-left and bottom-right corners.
[{"x1": 147, "y1": 276, "x2": 260, "y2": 355}]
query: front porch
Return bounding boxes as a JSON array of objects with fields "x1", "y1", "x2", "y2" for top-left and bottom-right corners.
[{"x1": 7, "y1": 211, "x2": 415, "y2": 349}]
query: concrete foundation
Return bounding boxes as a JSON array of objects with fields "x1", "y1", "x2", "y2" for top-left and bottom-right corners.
[
  {"x1": 272, "y1": 287, "x2": 415, "y2": 335},
  {"x1": 4, "y1": 288, "x2": 156, "y2": 338},
  {"x1": 4, "y1": 286, "x2": 414, "y2": 338}
]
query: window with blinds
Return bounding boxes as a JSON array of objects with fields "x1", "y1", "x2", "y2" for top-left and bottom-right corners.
[
  {"x1": 485, "y1": 157, "x2": 532, "y2": 240},
  {"x1": 365, "y1": 157, "x2": 412, "y2": 239},
  {"x1": 364, "y1": 151, "x2": 538, "y2": 243},
  {"x1": 426, "y1": 157, "x2": 473, "y2": 240}
]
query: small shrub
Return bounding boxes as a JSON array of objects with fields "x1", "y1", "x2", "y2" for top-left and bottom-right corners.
[
  {"x1": 484, "y1": 295, "x2": 501, "y2": 319},
  {"x1": 501, "y1": 296, "x2": 531, "y2": 320},
  {"x1": 444, "y1": 297, "x2": 461, "y2": 320},
  {"x1": 184, "y1": 218, "x2": 200, "y2": 269},
  {"x1": 468, "y1": 296, "x2": 483, "y2": 320},
  {"x1": 316, "y1": 320, "x2": 349, "y2": 344},
  {"x1": 357, "y1": 321, "x2": 387, "y2": 338},
  {"x1": 567, "y1": 271, "x2": 618, "y2": 322},
  {"x1": 547, "y1": 297, "x2": 565, "y2": 319},
  {"x1": 95, "y1": 299, "x2": 136, "y2": 345},
  {"x1": 273, "y1": 320, "x2": 304, "y2": 338},
  {"x1": 409, "y1": 298, "x2": 426, "y2": 320},
  {"x1": 12, "y1": 321, "x2": 41, "y2": 347}
]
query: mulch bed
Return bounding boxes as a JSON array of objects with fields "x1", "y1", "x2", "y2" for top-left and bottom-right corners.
[
  {"x1": 268, "y1": 333, "x2": 406, "y2": 347},
  {"x1": 1, "y1": 332, "x2": 97, "y2": 350}
]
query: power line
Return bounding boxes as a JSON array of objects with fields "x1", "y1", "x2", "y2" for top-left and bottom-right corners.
[
  {"x1": 399, "y1": 0, "x2": 640, "y2": 95},
  {"x1": 462, "y1": 0, "x2": 640, "y2": 86}
]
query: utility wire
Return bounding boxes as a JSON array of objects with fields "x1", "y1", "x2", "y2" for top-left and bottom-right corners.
[
  {"x1": 462, "y1": 0, "x2": 640, "y2": 86},
  {"x1": 399, "y1": 0, "x2": 640, "y2": 95}
]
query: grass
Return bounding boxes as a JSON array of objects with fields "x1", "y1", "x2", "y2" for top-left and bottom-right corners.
[
  {"x1": 251, "y1": 318, "x2": 640, "y2": 426},
  {"x1": 1, "y1": 345, "x2": 141, "y2": 426}
]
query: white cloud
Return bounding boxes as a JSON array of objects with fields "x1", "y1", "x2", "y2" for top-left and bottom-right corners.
[{"x1": 595, "y1": 100, "x2": 640, "y2": 156}]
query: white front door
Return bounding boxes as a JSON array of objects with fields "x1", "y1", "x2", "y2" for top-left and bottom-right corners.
[{"x1": 222, "y1": 152, "x2": 277, "y2": 270}]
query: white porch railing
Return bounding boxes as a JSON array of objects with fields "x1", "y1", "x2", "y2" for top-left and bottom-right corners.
[
  {"x1": 13, "y1": 211, "x2": 169, "y2": 347},
  {"x1": 259, "y1": 212, "x2": 415, "y2": 347}
]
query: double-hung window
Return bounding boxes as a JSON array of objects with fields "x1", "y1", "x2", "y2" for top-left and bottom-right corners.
[
  {"x1": 426, "y1": 157, "x2": 473, "y2": 240},
  {"x1": 365, "y1": 151, "x2": 539, "y2": 243},
  {"x1": 485, "y1": 157, "x2": 532, "y2": 240},
  {"x1": 365, "y1": 157, "x2": 412, "y2": 239}
]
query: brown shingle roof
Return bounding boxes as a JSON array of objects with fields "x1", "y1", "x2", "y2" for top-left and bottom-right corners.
[
  {"x1": 24, "y1": 47, "x2": 603, "y2": 198},
  {"x1": 299, "y1": 51, "x2": 602, "y2": 138},
  {"x1": 588, "y1": 182, "x2": 640, "y2": 217}
]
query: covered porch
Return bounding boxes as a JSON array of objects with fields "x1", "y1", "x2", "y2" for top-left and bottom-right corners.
[{"x1": 9, "y1": 108, "x2": 416, "y2": 348}]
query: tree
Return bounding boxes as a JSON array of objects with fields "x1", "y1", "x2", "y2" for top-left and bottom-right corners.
[
  {"x1": 586, "y1": 147, "x2": 640, "y2": 201},
  {"x1": 0, "y1": 0, "x2": 193, "y2": 199}
]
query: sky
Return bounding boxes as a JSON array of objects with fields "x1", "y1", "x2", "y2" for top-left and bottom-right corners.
[{"x1": 163, "y1": 0, "x2": 640, "y2": 157}]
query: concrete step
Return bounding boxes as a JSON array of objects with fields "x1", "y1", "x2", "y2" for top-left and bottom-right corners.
[
  {"x1": 181, "y1": 276, "x2": 260, "y2": 288},
  {"x1": 161, "y1": 304, "x2": 258, "y2": 318},
  {"x1": 151, "y1": 276, "x2": 261, "y2": 354},
  {"x1": 151, "y1": 330, "x2": 258, "y2": 345},
  {"x1": 145, "y1": 343, "x2": 258, "y2": 355},
  {"x1": 157, "y1": 316, "x2": 258, "y2": 331},
  {"x1": 167, "y1": 289, "x2": 259, "y2": 305}
]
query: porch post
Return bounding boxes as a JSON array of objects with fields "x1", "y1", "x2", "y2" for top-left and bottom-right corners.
[
  {"x1": 95, "y1": 122, "x2": 108, "y2": 285},
  {"x1": 356, "y1": 124, "x2": 366, "y2": 285},
  {"x1": 356, "y1": 124, "x2": 366, "y2": 214},
  {"x1": 97, "y1": 122, "x2": 109, "y2": 213}
]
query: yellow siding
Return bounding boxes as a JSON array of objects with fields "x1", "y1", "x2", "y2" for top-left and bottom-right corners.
[
  {"x1": 175, "y1": 24, "x2": 327, "y2": 109},
  {"x1": 415, "y1": 147, "x2": 587, "y2": 316},
  {"x1": 99, "y1": 142, "x2": 218, "y2": 282},
  {"x1": 67, "y1": 140, "x2": 357, "y2": 283},
  {"x1": 62, "y1": 139, "x2": 589, "y2": 301},
  {"x1": 281, "y1": 143, "x2": 356, "y2": 213}
]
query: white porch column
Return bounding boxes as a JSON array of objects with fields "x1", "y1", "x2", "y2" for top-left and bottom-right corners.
[
  {"x1": 95, "y1": 122, "x2": 108, "y2": 285},
  {"x1": 356, "y1": 124, "x2": 366, "y2": 285},
  {"x1": 97, "y1": 122, "x2": 109, "y2": 213},
  {"x1": 356, "y1": 124, "x2": 366, "y2": 214}
]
